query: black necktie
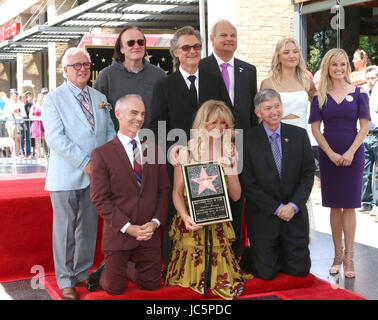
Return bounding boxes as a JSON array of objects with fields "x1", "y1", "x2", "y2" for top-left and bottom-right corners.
[{"x1": 188, "y1": 75, "x2": 198, "y2": 107}]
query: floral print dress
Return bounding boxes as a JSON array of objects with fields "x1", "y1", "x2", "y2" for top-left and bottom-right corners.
[{"x1": 165, "y1": 169, "x2": 252, "y2": 300}]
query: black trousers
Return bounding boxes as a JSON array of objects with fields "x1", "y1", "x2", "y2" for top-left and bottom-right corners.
[
  {"x1": 245, "y1": 210, "x2": 311, "y2": 280},
  {"x1": 229, "y1": 196, "x2": 244, "y2": 260}
]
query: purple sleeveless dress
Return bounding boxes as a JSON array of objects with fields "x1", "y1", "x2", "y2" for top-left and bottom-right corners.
[{"x1": 308, "y1": 87, "x2": 370, "y2": 208}]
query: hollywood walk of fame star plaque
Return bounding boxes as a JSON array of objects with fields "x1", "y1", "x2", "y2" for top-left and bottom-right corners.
[{"x1": 182, "y1": 161, "x2": 232, "y2": 226}]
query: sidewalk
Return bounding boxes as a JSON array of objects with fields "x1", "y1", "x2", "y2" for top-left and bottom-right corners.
[
  {"x1": 311, "y1": 179, "x2": 378, "y2": 249},
  {"x1": 309, "y1": 178, "x2": 378, "y2": 300}
]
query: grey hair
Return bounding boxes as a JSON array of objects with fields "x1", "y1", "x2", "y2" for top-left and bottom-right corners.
[
  {"x1": 170, "y1": 25, "x2": 202, "y2": 69},
  {"x1": 254, "y1": 89, "x2": 282, "y2": 110},
  {"x1": 62, "y1": 47, "x2": 91, "y2": 78},
  {"x1": 115, "y1": 94, "x2": 144, "y2": 112},
  {"x1": 365, "y1": 65, "x2": 378, "y2": 77},
  {"x1": 210, "y1": 19, "x2": 236, "y2": 37}
]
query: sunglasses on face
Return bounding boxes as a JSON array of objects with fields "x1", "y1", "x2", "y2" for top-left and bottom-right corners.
[
  {"x1": 180, "y1": 43, "x2": 202, "y2": 52},
  {"x1": 66, "y1": 62, "x2": 91, "y2": 70},
  {"x1": 125, "y1": 39, "x2": 145, "y2": 47}
]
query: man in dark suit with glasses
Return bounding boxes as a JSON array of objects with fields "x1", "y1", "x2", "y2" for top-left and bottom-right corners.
[{"x1": 149, "y1": 25, "x2": 226, "y2": 275}]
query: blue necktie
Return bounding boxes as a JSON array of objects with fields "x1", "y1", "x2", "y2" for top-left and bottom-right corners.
[{"x1": 269, "y1": 132, "x2": 281, "y2": 178}]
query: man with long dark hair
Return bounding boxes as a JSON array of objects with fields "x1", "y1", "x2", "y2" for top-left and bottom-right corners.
[{"x1": 94, "y1": 25, "x2": 166, "y2": 130}]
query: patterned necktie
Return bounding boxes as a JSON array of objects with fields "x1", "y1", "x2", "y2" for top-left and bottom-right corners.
[
  {"x1": 130, "y1": 139, "x2": 142, "y2": 186},
  {"x1": 269, "y1": 132, "x2": 282, "y2": 178},
  {"x1": 187, "y1": 75, "x2": 198, "y2": 106},
  {"x1": 78, "y1": 90, "x2": 95, "y2": 131},
  {"x1": 220, "y1": 63, "x2": 230, "y2": 93}
]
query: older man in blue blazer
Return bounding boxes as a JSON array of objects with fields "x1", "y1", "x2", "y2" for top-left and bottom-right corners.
[{"x1": 42, "y1": 47, "x2": 115, "y2": 300}]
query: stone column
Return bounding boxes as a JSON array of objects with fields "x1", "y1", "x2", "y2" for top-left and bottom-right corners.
[
  {"x1": 17, "y1": 54, "x2": 23, "y2": 94},
  {"x1": 47, "y1": 0, "x2": 57, "y2": 90}
]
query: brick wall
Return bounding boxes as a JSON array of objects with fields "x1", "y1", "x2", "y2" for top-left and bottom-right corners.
[{"x1": 235, "y1": 0, "x2": 295, "y2": 86}]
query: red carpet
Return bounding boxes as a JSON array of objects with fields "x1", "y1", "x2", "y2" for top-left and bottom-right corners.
[
  {"x1": 0, "y1": 177, "x2": 368, "y2": 300},
  {"x1": 239, "y1": 277, "x2": 367, "y2": 300},
  {"x1": 0, "y1": 178, "x2": 55, "y2": 282},
  {"x1": 0, "y1": 178, "x2": 104, "y2": 282},
  {"x1": 43, "y1": 272, "x2": 366, "y2": 300},
  {"x1": 44, "y1": 272, "x2": 317, "y2": 300}
]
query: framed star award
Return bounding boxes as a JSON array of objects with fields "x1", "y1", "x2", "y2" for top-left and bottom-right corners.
[{"x1": 182, "y1": 161, "x2": 232, "y2": 226}]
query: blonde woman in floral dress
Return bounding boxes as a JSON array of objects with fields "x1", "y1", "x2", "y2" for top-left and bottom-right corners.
[{"x1": 165, "y1": 99, "x2": 251, "y2": 300}]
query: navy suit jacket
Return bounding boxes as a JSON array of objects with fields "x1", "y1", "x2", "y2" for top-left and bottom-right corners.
[{"x1": 241, "y1": 123, "x2": 314, "y2": 221}]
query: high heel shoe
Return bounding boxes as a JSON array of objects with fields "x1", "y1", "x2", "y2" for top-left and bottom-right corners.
[
  {"x1": 343, "y1": 251, "x2": 355, "y2": 278},
  {"x1": 329, "y1": 247, "x2": 344, "y2": 275}
]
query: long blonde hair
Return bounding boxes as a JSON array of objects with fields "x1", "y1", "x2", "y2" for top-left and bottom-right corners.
[
  {"x1": 270, "y1": 37, "x2": 310, "y2": 92},
  {"x1": 188, "y1": 100, "x2": 235, "y2": 159},
  {"x1": 317, "y1": 48, "x2": 352, "y2": 109}
]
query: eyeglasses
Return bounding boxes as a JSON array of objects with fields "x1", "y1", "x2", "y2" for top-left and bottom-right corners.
[
  {"x1": 66, "y1": 62, "x2": 91, "y2": 70},
  {"x1": 179, "y1": 44, "x2": 202, "y2": 52},
  {"x1": 126, "y1": 39, "x2": 145, "y2": 47}
]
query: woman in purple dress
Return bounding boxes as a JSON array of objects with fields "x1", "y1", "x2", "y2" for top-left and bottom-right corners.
[{"x1": 309, "y1": 48, "x2": 370, "y2": 278}]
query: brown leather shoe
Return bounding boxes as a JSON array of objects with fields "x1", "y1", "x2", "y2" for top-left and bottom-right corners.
[
  {"x1": 61, "y1": 287, "x2": 79, "y2": 300},
  {"x1": 76, "y1": 279, "x2": 89, "y2": 287}
]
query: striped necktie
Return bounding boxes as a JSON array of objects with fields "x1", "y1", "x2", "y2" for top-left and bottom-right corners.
[
  {"x1": 130, "y1": 139, "x2": 142, "y2": 186},
  {"x1": 78, "y1": 90, "x2": 95, "y2": 131},
  {"x1": 269, "y1": 132, "x2": 282, "y2": 178}
]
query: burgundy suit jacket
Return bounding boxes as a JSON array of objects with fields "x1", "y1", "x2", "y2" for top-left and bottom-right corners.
[{"x1": 90, "y1": 136, "x2": 170, "y2": 251}]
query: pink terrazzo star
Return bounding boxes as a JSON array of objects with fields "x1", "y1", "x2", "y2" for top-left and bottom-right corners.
[{"x1": 191, "y1": 167, "x2": 217, "y2": 195}]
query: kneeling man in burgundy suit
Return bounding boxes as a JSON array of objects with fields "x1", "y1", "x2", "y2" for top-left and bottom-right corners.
[{"x1": 90, "y1": 94, "x2": 170, "y2": 295}]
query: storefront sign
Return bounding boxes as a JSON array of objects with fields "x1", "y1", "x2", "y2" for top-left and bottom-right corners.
[{"x1": 0, "y1": 23, "x2": 21, "y2": 43}]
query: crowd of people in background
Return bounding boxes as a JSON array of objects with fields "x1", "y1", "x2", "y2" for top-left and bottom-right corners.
[{"x1": 0, "y1": 87, "x2": 49, "y2": 159}]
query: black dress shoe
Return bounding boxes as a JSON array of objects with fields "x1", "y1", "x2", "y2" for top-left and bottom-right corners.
[{"x1": 87, "y1": 261, "x2": 105, "y2": 292}]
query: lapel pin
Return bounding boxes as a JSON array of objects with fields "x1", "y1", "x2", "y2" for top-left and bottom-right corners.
[
  {"x1": 284, "y1": 138, "x2": 289, "y2": 143},
  {"x1": 239, "y1": 67, "x2": 244, "y2": 72}
]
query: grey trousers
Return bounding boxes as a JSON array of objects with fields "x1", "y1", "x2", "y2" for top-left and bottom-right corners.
[{"x1": 50, "y1": 186, "x2": 98, "y2": 289}]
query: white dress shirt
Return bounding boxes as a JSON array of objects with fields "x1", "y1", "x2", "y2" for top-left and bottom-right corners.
[
  {"x1": 117, "y1": 132, "x2": 142, "y2": 169},
  {"x1": 179, "y1": 66, "x2": 199, "y2": 102},
  {"x1": 117, "y1": 132, "x2": 160, "y2": 233},
  {"x1": 213, "y1": 52, "x2": 235, "y2": 105}
]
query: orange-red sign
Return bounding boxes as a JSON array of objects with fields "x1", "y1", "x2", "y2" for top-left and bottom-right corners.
[{"x1": 0, "y1": 22, "x2": 21, "y2": 42}]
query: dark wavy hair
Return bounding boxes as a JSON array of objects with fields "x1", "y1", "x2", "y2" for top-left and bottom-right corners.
[{"x1": 113, "y1": 25, "x2": 146, "y2": 62}]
